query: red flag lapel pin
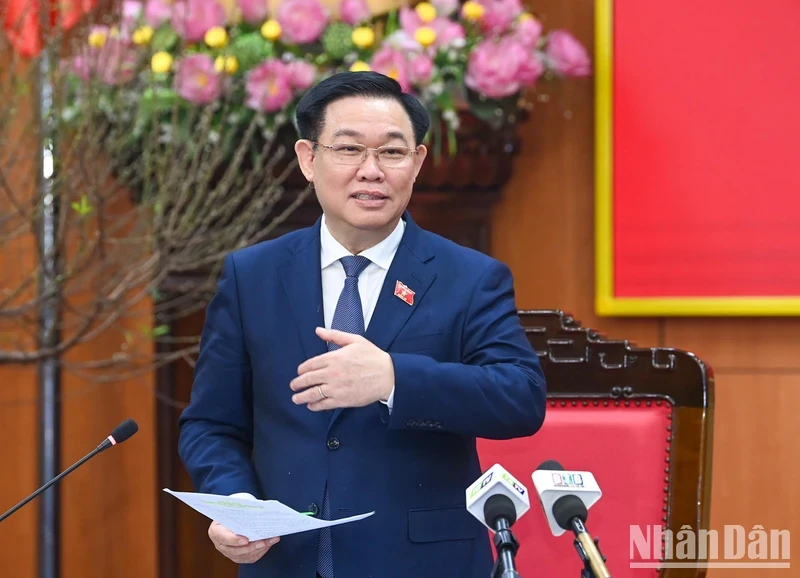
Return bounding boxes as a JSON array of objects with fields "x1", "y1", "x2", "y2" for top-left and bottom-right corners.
[{"x1": 394, "y1": 280, "x2": 415, "y2": 306}]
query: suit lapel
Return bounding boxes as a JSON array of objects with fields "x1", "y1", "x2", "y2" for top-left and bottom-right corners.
[
  {"x1": 328, "y1": 214, "x2": 437, "y2": 430},
  {"x1": 364, "y1": 245, "x2": 436, "y2": 350},
  {"x1": 278, "y1": 219, "x2": 328, "y2": 362}
]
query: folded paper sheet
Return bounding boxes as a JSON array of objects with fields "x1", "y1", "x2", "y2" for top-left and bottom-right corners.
[{"x1": 164, "y1": 489, "x2": 374, "y2": 540}]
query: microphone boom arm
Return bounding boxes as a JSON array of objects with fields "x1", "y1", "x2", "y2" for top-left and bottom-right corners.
[
  {"x1": 0, "y1": 446, "x2": 100, "y2": 524},
  {"x1": 0, "y1": 419, "x2": 138, "y2": 525}
]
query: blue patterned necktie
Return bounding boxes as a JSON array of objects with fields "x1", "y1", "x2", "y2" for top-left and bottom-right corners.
[{"x1": 317, "y1": 255, "x2": 371, "y2": 578}]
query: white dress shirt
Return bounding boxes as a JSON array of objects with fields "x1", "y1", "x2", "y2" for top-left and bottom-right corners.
[{"x1": 320, "y1": 214, "x2": 405, "y2": 410}]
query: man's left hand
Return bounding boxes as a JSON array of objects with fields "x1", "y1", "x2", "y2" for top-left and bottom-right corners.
[{"x1": 290, "y1": 327, "x2": 394, "y2": 411}]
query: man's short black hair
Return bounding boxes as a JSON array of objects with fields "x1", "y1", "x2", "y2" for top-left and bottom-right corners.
[{"x1": 294, "y1": 71, "x2": 430, "y2": 146}]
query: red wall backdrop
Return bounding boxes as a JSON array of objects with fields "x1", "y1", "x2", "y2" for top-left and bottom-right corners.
[{"x1": 598, "y1": 0, "x2": 800, "y2": 313}]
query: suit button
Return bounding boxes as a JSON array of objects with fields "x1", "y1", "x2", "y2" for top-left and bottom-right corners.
[
  {"x1": 327, "y1": 437, "x2": 340, "y2": 450},
  {"x1": 308, "y1": 503, "x2": 319, "y2": 516}
]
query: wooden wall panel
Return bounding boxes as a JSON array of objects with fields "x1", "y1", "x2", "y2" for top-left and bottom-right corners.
[
  {"x1": 0, "y1": 47, "x2": 157, "y2": 578},
  {"x1": 700, "y1": 374, "x2": 800, "y2": 577},
  {"x1": 664, "y1": 319, "x2": 800, "y2": 370},
  {"x1": 60, "y1": 298, "x2": 158, "y2": 578},
  {"x1": 55, "y1": 187, "x2": 158, "y2": 577},
  {"x1": 0, "y1": 52, "x2": 40, "y2": 578},
  {"x1": 0, "y1": 370, "x2": 37, "y2": 576}
]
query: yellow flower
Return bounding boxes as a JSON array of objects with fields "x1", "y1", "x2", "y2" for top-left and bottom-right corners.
[
  {"x1": 261, "y1": 19, "x2": 281, "y2": 41},
  {"x1": 351, "y1": 27, "x2": 375, "y2": 49},
  {"x1": 88, "y1": 29, "x2": 107, "y2": 47},
  {"x1": 204, "y1": 26, "x2": 228, "y2": 48},
  {"x1": 132, "y1": 26, "x2": 154, "y2": 45},
  {"x1": 215, "y1": 55, "x2": 239, "y2": 74},
  {"x1": 414, "y1": 26, "x2": 436, "y2": 47},
  {"x1": 518, "y1": 13, "x2": 534, "y2": 22},
  {"x1": 461, "y1": 1, "x2": 484, "y2": 20},
  {"x1": 414, "y1": 2, "x2": 437, "y2": 23},
  {"x1": 151, "y1": 51, "x2": 173, "y2": 74},
  {"x1": 350, "y1": 60, "x2": 371, "y2": 72}
]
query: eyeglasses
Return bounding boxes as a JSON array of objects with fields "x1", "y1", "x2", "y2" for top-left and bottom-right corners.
[{"x1": 312, "y1": 142, "x2": 417, "y2": 168}]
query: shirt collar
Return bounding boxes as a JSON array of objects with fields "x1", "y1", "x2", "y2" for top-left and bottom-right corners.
[{"x1": 320, "y1": 214, "x2": 405, "y2": 271}]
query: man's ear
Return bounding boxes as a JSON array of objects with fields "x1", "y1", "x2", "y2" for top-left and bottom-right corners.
[
  {"x1": 294, "y1": 139, "x2": 315, "y2": 183},
  {"x1": 412, "y1": 144, "x2": 428, "y2": 180}
]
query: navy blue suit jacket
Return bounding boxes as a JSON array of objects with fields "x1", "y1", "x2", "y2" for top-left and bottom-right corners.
[{"x1": 178, "y1": 212, "x2": 547, "y2": 578}]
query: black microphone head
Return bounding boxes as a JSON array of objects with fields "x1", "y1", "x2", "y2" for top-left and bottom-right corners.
[
  {"x1": 537, "y1": 460, "x2": 565, "y2": 471},
  {"x1": 484, "y1": 494, "x2": 517, "y2": 528},
  {"x1": 552, "y1": 494, "x2": 588, "y2": 530},
  {"x1": 110, "y1": 419, "x2": 138, "y2": 444}
]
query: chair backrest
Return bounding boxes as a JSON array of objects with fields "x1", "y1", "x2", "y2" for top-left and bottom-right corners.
[{"x1": 477, "y1": 310, "x2": 714, "y2": 578}]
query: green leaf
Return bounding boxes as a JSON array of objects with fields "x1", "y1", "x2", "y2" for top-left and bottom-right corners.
[
  {"x1": 140, "y1": 86, "x2": 178, "y2": 115},
  {"x1": 385, "y1": 9, "x2": 399, "y2": 36},
  {"x1": 140, "y1": 324, "x2": 170, "y2": 339},
  {"x1": 70, "y1": 195, "x2": 92, "y2": 216},
  {"x1": 151, "y1": 26, "x2": 179, "y2": 52},
  {"x1": 152, "y1": 324, "x2": 170, "y2": 337},
  {"x1": 229, "y1": 32, "x2": 274, "y2": 70}
]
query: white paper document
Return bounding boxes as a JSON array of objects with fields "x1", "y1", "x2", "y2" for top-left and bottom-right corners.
[{"x1": 163, "y1": 489, "x2": 374, "y2": 540}]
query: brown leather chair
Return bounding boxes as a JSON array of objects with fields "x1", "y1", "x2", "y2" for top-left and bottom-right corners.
[{"x1": 477, "y1": 310, "x2": 714, "y2": 578}]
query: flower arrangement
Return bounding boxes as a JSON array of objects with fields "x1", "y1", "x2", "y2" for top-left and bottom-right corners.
[{"x1": 63, "y1": 0, "x2": 590, "y2": 159}]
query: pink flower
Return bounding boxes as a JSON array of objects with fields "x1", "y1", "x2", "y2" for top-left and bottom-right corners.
[
  {"x1": 121, "y1": 1, "x2": 144, "y2": 35},
  {"x1": 245, "y1": 60, "x2": 294, "y2": 112},
  {"x1": 430, "y1": 0, "x2": 459, "y2": 16},
  {"x1": 144, "y1": 0, "x2": 172, "y2": 27},
  {"x1": 238, "y1": 0, "x2": 269, "y2": 24},
  {"x1": 465, "y1": 37, "x2": 542, "y2": 98},
  {"x1": 287, "y1": 60, "x2": 316, "y2": 90},
  {"x1": 96, "y1": 38, "x2": 139, "y2": 85},
  {"x1": 546, "y1": 30, "x2": 591, "y2": 77},
  {"x1": 276, "y1": 0, "x2": 329, "y2": 44},
  {"x1": 478, "y1": 0, "x2": 523, "y2": 35},
  {"x1": 174, "y1": 54, "x2": 223, "y2": 104},
  {"x1": 512, "y1": 16, "x2": 542, "y2": 48},
  {"x1": 409, "y1": 54, "x2": 433, "y2": 85},
  {"x1": 171, "y1": 0, "x2": 227, "y2": 43},
  {"x1": 398, "y1": 8, "x2": 465, "y2": 50},
  {"x1": 70, "y1": 53, "x2": 93, "y2": 81},
  {"x1": 384, "y1": 30, "x2": 422, "y2": 52},
  {"x1": 434, "y1": 19, "x2": 465, "y2": 47},
  {"x1": 339, "y1": 0, "x2": 370, "y2": 25},
  {"x1": 369, "y1": 45, "x2": 410, "y2": 92},
  {"x1": 516, "y1": 51, "x2": 544, "y2": 85}
]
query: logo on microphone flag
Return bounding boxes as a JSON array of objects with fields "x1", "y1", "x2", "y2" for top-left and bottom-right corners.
[
  {"x1": 394, "y1": 280, "x2": 414, "y2": 305},
  {"x1": 551, "y1": 472, "x2": 585, "y2": 488}
]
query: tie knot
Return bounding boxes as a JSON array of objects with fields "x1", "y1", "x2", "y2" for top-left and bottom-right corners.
[{"x1": 340, "y1": 255, "x2": 371, "y2": 278}]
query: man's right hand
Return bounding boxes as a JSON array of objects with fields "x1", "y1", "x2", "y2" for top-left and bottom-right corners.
[{"x1": 208, "y1": 521, "x2": 280, "y2": 564}]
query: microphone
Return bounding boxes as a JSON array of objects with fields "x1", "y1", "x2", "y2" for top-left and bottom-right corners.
[
  {"x1": 0, "y1": 419, "x2": 139, "y2": 524},
  {"x1": 466, "y1": 464, "x2": 530, "y2": 578},
  {"x1": 532, "y1": 460, "x2": 611, "y2": 578}
]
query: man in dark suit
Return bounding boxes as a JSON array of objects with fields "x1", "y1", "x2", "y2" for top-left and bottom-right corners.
[{"x1": 178, "y1": 71, "x2": 546, "y2": 578}]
